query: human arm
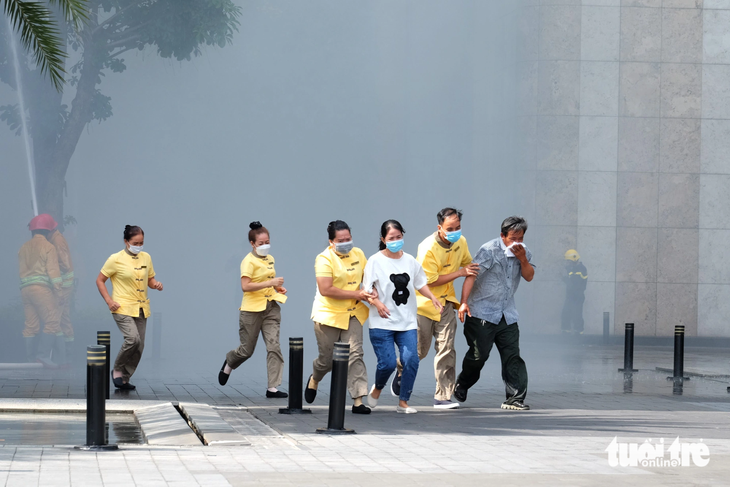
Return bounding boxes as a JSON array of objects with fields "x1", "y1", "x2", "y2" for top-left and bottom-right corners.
[
  {"x1": 241, "y1": 276, "x2": 283, "y2": 292},
  {"x1": 457, "y1": 275, "x2": 476, "y2": 322},
  {"x1": 316, "y1": 276, "x2": 374, "y2": 301},
  {"x1": 96, "y1": 272, "x2": 120, "y2": 312},
  {"x1": 417, "y1": 284, "x2": 444, "y2": 314},
  {"x1": 511, "y1": 244, "x2": 534, "y2": 282},
  {"x1": 429, "y1": 264, "x2": 480, "y2": 286},
  {"x1": 148, "y1": 277, "x2": 163, "y2": 291}
]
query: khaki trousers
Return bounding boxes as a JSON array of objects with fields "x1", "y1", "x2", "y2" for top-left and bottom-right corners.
[
  {"x1": 113, "y1": 310, "x2": 147, "y2": 382},
  {"x1": 226, "y1": 300, "x2": 284, "y2": 389},
  {"x1": 398, "y1": 302, "x2": 457, "y2": 401},
  {"x1": 58, "y1": 286, "x2": 74, "y2": 341},
  {"x1": 312, "y1": 316, "x2": 368, "y2": 399},
  {"x1": 21, "y1": 285, "x2": 61, "y2": 337}
]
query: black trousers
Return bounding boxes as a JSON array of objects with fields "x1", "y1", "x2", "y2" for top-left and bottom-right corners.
[
  {"x1": 561, "y1": 293, "x2": 585, "y2": 332},
  {"x1": 456, "y1": 315, "x2": 528, "y2": 401}
]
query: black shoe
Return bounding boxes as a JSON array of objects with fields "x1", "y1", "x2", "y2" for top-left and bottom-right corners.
[
  {"x1": 453, "y1": 384, "x2": 467, "y2": 403},
  {"x1": 501, "y1": 399, "x2": 529, "y2": 410},
  {"x1": 119, "y1": 382, "x2": 136, "y2": 391},
  {"x1": 266, "y1": 390, "x2": 288, "y2": 398},
  {"x1": 304, "y1": 374, "x2": 317, "y2": 404},
  {"x1": 112, "y1": 375, "x2": 124, "y2": 388},
  {"x1": 390, "y1": 373, "x2": 402, "y2": 397},
  {"x1": 352, "y1": 404, "x2": 371, "y2": 414},
  {"x1": 218, "y1": 360, "x2": 230, "y2": 386}
]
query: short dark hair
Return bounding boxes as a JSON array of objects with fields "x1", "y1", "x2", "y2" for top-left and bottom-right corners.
[
  {"x1": 500, "y1": 216, "x2": 528, "y2": 236},
  {"x1": 248, "y1": 221, "x2": 269, "y2": 243},
  {"x1": 124, "y1": 225, "x2": 144, "y2": 241},
  {"x1": 437, "y1": 208, "x2": 463, "y2": 225},
  {"x1": 327, "y1": 220, "x2": 351, "y2": 240},
  {"x1": 379, "y1": 219, "x2": 405, "y2": 250}
]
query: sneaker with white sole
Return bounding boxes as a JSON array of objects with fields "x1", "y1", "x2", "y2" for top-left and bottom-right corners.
[
  {"x1": 501, "y1": 399, "x2": 530, "y2": 410},
  {"x1": 367, "y1": 384, "x2": 379, "y2": 409},
  {"x1": 433, "y1": 399, "x2": 460, "y2": 409},
  {"x1": 396, "y1": 405, "x2": 417, "y2": 414}
]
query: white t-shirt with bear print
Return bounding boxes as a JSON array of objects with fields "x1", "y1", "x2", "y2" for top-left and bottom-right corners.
[{"x1": 362, "y1": 250, "x2": 428, "y2": 331}]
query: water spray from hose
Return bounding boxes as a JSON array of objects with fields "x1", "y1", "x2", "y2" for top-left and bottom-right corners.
[{"x1": 6, "y1": 17, "x2": 39, "y2": 217}]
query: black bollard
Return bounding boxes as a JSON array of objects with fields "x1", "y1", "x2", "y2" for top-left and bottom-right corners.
[
  {"x1": 75, "y1": 345, "x2": 118, "y2": 451},
  {"x1": 316, "y1": 342, "x2": 355, "y2": 434},
  {"x1": 667, "y1": 325, "x2": 690, "y2": 382},
  {"x1": 603, "y1": 312, "x2": 610, "y2": 345},
  {"x1": 618, "y1": 323, "x2": 638, "y2": 372},
  {"x1": 279, "y1": 337, "x2": 311, "y2": 415},
  {"x1": 97, "y1": 331, "x2": 111, "y2": 400}
]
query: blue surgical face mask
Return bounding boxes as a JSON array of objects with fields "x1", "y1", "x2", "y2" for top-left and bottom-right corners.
[
  {"x1": 128, "y1": 245, "x2": 143, "y2": 255},
  {"x1": 385, "y1": 239, "x2": 404, "y2": 253},
  {"x1": 444, "y1": 230, "x2": 462, "y2": 243}
]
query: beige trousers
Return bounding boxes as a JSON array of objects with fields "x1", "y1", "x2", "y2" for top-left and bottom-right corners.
[
  {"x1": 113, "y1": 310, "x2": 147, "y2": 382},
  {"x1": 312, "y1": 316, "x2": 368, "y2": 399},
  {"x1": 397, "y1": 302, "x2": 457, "y2": 400},
  {"x1": 226, "y1": 300, "x2": 284, "y2": 389}
]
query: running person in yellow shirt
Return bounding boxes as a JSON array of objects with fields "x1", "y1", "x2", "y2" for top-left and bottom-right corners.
[
  {"x1": 305, "y1": 220, "x2": 376, "y2": 414},
  {"x1": 96, "y1": 225, "x2": 164, "y2": 390},
  {"x1": 392, "y1": 208, "x2": 479, "y2": 409},
  {"x1": 218, "y1": 221, "x2": 288, "y2": 399}
]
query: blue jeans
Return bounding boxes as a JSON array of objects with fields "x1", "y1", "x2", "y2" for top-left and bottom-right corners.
[{"x1": 369, "y1": 328, "x2": 419, "y2": 401}]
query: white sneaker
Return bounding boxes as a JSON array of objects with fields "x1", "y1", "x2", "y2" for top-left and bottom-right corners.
[
  {"x1": 367, "y1": 384, "x2": 378, "y2": 409},
  {"x1": 433, "y1": 399, "x2": 460, "y2": 409},
  {"x1": 396, "y1": 406, "x2": 417, "y2": 414}
]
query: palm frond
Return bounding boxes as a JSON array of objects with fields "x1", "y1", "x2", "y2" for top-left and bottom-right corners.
[
  {"x1": 48, "y1": 0, "x2": 88, "y2": 29},
  {"x1": 4, "y1": 0, "x2": 66, "y2": 90}
]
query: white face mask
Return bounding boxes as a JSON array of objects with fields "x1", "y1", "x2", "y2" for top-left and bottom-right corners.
[
  {"x1": 128, "y1": 245, "x2": 143, "y2": 255},
  {"x1": 255, "y1": 244, "x2": 271, "y2": 256}
]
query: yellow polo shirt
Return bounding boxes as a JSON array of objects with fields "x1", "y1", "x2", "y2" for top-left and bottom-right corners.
[
  {"x1": 311, "y1": 246, "x2": 369, "y2": 330},
  {"x1": 415, "y1": 233, "x2": 472, "y2": 320},
  {"x1": 100, "y1": 250, "x2": 155, "y2": 318},
  {"x1": 240, "y1": 252, "x2": 287, "y2": 312}
]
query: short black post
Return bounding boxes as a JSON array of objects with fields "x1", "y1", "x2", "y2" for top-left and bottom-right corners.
[
  {"x1": 618, "y1": 323, "x2": 638, "y2": 372},
  {"x1": 97, "y1": 331, "x2": 110, "y2": 400},
  {"x1": 603, "y1": 312, "x2": 610, "y2": 345},
  {"x1": 75, "y1": 345, "x2": 118, "y2": 451},
  {"x1": 152, "y1": 312, "x2": 162, "y2": 366},
  {"x1": 316, "y1": 342, "x2": 355, "y2": 434},
  {"x1": 279, "y1": 337, "x2": 311, "y2": 414},
  {"x1": 667, "y1": 325, "x2": 690, "y2": 382}
]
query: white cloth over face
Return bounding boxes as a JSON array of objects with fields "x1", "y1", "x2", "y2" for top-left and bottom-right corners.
[{"x1": 500, "y1": 239, "x2": 529, "y2": 258}]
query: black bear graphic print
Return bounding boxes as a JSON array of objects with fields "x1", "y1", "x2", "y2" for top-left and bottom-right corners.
[{"x1": 390, "y1": 273, "x2": 411, "y2": 305}]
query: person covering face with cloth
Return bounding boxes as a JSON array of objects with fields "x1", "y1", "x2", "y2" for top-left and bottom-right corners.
[
  {"x1": 392, "y1": 208, "x2": 478, "y2": 409},
  {"x1": 363, "y1": 220, "x2": 443, "y2": 414},
  {"x1": 218, "y1": 222, "x2": 288, "y2": 399},
  {"x1": 305, "y1": 220, "x2": 376, "y2": 414},
  {"x1": 96, "y1": 225, "x2": 164, "y2": 390},
  {"x1": 454, "y1": 216, "x2": 535, "y2": 410}
]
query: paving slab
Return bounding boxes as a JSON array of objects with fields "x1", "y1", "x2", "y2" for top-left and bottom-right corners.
[{"x1": 178, "y1": 403, "x2": 251, "y2": 447}]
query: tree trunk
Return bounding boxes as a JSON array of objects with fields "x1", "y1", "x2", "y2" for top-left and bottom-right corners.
[{"x1": 28, "y1": 17, "x2": 102, "y2": 231}]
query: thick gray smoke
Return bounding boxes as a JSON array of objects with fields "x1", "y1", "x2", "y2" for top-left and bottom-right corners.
[{"x1": 1, "y1": 1, "x2": 528, "y2": 385}]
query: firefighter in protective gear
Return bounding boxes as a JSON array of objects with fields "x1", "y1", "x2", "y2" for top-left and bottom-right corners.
[
  {"x1": 47, "y1": 218, "x2": 74, "y2": 365},
  {"x1": 561, "y1": 249, "x2": 587, "y2": 334},
  {"x1": 19, "y1": 214, "x2": 64, "y2": 367}
]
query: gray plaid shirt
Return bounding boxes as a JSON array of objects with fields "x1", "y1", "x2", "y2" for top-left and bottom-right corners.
[{"x1": 467, "y1": 238, "x2": 535, "y2": 325}]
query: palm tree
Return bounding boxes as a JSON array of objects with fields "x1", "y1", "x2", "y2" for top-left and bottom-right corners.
[{"x1": 3, "y1": 0, "x2": 88, "y2": 90}]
